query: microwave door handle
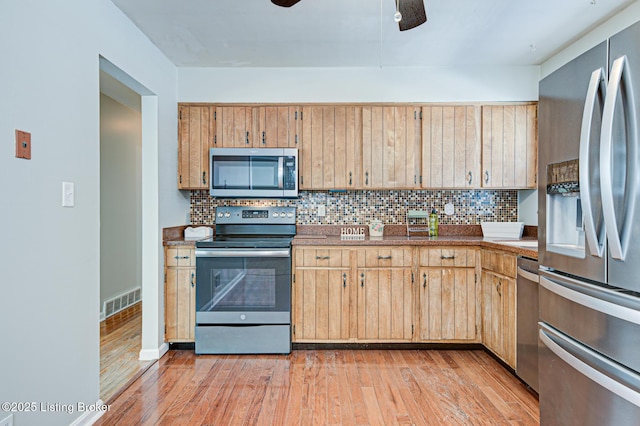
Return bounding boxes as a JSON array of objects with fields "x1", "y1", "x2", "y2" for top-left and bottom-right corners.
[
  {"x1": 601, "y1": 56, "x2": 638, "y2": 261},
  {"x1": 579, "y1": 67, "x2": 606, "y2": 258},
  {"x1": 278, "y1": 156, "x2": 284, "y2": 189}
]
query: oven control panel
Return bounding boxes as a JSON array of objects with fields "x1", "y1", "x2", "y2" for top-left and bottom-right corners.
[{"x1": 215, "y1": 206, "x2": 296, "y2": 224}]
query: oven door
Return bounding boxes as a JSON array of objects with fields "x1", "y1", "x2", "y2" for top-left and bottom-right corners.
[{"x1": 195, "y1": 247, "x2": 291, "y2": 324}]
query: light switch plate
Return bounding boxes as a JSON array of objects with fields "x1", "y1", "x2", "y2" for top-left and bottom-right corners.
[
  {"x1": 62, "y1": 182, "x2": 75, "y2": 207},
  {"x1": 15, "y1": 129, "x2": 31, "y2": 159}
]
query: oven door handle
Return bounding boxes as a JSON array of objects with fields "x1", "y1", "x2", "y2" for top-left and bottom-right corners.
[{"x1": 196, "y1": 248, "x2": 291, "y2": 258}]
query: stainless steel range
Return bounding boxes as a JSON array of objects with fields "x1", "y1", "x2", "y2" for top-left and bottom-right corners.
[{"x1": 194, "y1": 206, "x2": 295, "y2": 354}]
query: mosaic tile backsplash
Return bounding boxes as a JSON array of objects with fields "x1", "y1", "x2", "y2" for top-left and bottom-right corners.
[{"x1": 190, "y1": 190, "x2": 518, "y2": 226}]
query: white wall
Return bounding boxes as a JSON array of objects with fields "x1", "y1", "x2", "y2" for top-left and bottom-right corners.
[
  {"x1": 100, "y1": 93, "x2": 142, "y2": 314},
  {"x1": 0, "y1": 1, "x2": 183, "y2": 425},
  {"x1": 179, "y1": 65, "x2": 540, "y2": 103},
  {"x1": 541, "y1": 1, "x2": 640, "y2": 78}
]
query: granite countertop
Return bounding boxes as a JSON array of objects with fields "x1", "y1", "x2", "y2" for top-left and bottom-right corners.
[
  {"x1": 293, "y1": 234, "x2": 538, "y2": 259},
  {"x1": 163, "y1": 224, "x2": 538, "y2": 259}
]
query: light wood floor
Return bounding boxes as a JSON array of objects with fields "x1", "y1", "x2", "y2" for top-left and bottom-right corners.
[
  {"x1": 95, "y1": 348, "x2": 539, "y2": 425},
  {"x1": 100, "y1": 303, "x2": 155, "y2": 403}
]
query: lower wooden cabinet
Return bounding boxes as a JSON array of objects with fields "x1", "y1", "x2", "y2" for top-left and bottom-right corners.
[
  {"x1": 164, "y1": 247, "x2": 196, "y2": 342},
  {"x1": 291, "y1": 244, "x2": 518, "y2": 357},
  {"x1": 417, "y1": 248, "x2": 480, "y2": 342},
  {"x1": 481, "y1": 250, "x2": 517, "y2": 368},
  {"x1": 292, "y1": 247, "x2": 354, "y2": 342}
]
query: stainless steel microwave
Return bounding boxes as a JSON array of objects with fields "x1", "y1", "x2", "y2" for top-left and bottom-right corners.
[{"x1": 210, "y1": 148, "x2": 298, "y2": 198}]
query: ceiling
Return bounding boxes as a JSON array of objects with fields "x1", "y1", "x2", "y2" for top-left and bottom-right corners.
[{"x1": 111, "y1": 0, "x2": 636, "y2": 68}]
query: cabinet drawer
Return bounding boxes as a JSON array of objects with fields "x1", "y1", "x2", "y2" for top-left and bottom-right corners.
[
  {"x1": 419, "y1": 248, "x2": 476, "y2": 267},
  {"x1": 481, "y1": 249, "x2": 516, "y2": 277},
  {"x1": 294, "y1": 247, "x2": 351, "y2": 268},
  {"x1": 166, "y1": 247, "x2": 196, "y2": 267},
  {"x1": 356, "y1": 247, "x2": 413, "y2": 268}
]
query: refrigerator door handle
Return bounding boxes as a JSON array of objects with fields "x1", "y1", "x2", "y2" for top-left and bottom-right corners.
[
  {"x1": 540, "y1": 274, "x2": 640, "y2": 325},
  {"x1": 579, "y1": 67, "x2": 607, "y2": 258},
  {"x1": 601, "y1": 55, "x2": 638, "y2": 261},
  {"x1": 539, "y1": 325, "x2": 640, "y2": 408}
]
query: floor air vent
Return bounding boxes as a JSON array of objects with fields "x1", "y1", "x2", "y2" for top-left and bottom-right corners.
[{"x1": 102, "y1": 287, "x2": 141, "y2": 320}]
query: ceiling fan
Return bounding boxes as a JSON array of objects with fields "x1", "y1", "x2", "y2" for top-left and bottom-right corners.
[{"x1": 270, "y1": 0, "x2": 427, "y2": 31}]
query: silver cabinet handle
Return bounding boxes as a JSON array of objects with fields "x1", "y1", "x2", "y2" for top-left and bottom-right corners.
[
  {"x1": 343, "y1": 273, "x2": 347, "y2": 288},
  {"x1": 468, "y1": 171, "x2": 472, "y2": 185},
  {"x1": 440, "y1": 255, "x2": 455, "y2": 260},
  {"x1": 365, "y1": 171, "x2": 369, "y2": 185},
  {"x1": 245, "y1": 131, "x2": 250, "y2": 144},
  {"x1": 579, "y1": 67, "x2": 607, "y2": 258},
  {"x1": 190, "y1": 273, "x2": 195, "y2": 287},
  {"x1": 349, "y1": 171, "x2": 352, "y2": 186},
  {"x1": 484, "y1": 170, "x2": 489, "y2": 184},
  {"x1": 377, "y1": 256, "x2": 392, "y2": 260},
  {"x1": 601, "y1": 55, "x2": 638, "y2": 261},
  {"x1": 423, "y1": 273, "x2": 427, "y2": 289},
  {"x1": 360, "y1": 273, "x2": 365, "y2": 287},
  {"x1": 174, "y1": 255, "x2": 190, "y2": 260},
  {"x1": 315, "y1": 256, "x2": 330, "y2": 260}
]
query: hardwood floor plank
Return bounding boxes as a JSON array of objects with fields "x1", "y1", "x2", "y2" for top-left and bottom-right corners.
[{"x1": 97, "y1": 349, "x2": 540, "y2": 426}]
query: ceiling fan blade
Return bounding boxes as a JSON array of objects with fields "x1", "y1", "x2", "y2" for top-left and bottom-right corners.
[
  {"x1": 271, "y1": 0, "x2": 302, "y2": 7},
  {"x1": 398, "y1": 0, "x2": 427, "y2": 31}
]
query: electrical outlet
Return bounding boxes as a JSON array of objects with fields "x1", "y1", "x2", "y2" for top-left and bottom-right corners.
[
  {"x1": 0, "y1": 413, "x2": 14, "y2": 426},
  {"x1": 317, "y1": 204, "x2": 326, "y2": 217}
]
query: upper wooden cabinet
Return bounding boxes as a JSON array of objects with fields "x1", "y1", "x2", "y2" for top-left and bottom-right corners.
[
  {"x1": 177, "y1": 102, "x2": 538, "y2": 191},
  {"x1": 481, "y1": 104, "x2": 538, "y2": 188},
  {"x1": 299, "y1": 105, "x2": 362, "y2": 190},
  {"x1": 178, "y1": 105, "x2": 215, "y2": 190},
  {"x1": 214, "y1": 105, "x2": 300, "y2": 148},
  {"x1": 421, "y1": 106, "x2": 481, "y2": 188},
  {"x1": 362, "y1": 106, "x2": 421, "y2": 189}
]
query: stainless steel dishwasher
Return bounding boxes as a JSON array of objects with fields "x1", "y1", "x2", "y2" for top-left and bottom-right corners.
[{"x1": 516, "y1": 256, "x2": 539, "y2": 392}]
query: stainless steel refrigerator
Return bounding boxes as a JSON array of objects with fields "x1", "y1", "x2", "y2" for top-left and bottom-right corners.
[{"x1": 538, "y1": 20, "x2": 640, "y2": 425}]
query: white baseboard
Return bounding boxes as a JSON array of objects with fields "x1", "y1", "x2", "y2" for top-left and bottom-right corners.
[
  {"x1": 139, "y1": 342, "x2": 169, "y2": 361},
  {"x1": 69, "y1": 399, "x2": 109, "y2": 426}
]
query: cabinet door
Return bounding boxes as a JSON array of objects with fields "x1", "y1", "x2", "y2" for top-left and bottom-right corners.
[
  {"x1": 299, "y1": 105, "x2": 361, "y2": 189},
  {"x1": 178, "y1": 105, "x2": 215, "y2": 189},
  {"x1": 254, "y1": 106, "x2": 300, "y2": 148},
  {"x1": 357, "y1": 268, "x2": 413, "y2": 341},
  {"x1": 362, "y1": 106, "x2": 420, "y2": 189},
  {"x1": 215, "y1": 106, "x2": 253, "y2": 147},
  {"x1": 418, "y1": 267, "x2": 478, "y2": 341},
  {"x1": 481, "y1": 104, "x2": 537, "y2": 188},
  {"x1": 481, "y1": 270, "x2": 516, "y2": 367},
  {"x1": 421, "y1": 105, "x2": 481, "y2": 188},
  {"x1": 165, "y1": 267, "x2": 196, "y2": 342},
  {"x1": 292, "y1": 268, "x2": 351, "y2": 342}
]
